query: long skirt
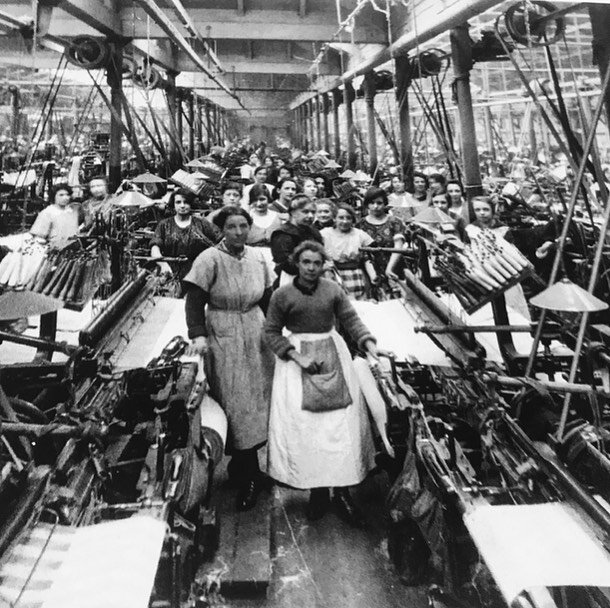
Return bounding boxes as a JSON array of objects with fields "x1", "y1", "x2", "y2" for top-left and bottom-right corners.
[
  {"x1": 267, "y1": 330, "x2": 375, "y2": 489},
  {"x1": 207, "y1": 307, "x2": 274, "y2": 451},
  {"x1": 336, "y1": 267, "x2": 367, "y2": 300}
]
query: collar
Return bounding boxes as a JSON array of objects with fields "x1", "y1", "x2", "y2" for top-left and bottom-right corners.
[
  {"x1": 293, "y1": 277, "x2": 319, "y2": 295},
  {"x1": 217, "y1": 239, "x2": 247, "y2": 259}
]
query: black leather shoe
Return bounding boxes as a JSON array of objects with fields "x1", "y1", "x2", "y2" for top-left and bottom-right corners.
[
  {"x1": 236, "y1": 479, "x2": 259, "y2": 511},
  {"x1": 332, "y1": 488, "x2": 365, "y2": 528},
  {"x1": 306, "y1": 488, "x2": 330, "y2": 521}
]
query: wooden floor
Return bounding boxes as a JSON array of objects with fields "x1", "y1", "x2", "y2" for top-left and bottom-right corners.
[{"x1": 197, "y1": 464, "x2": 428, "y2": 608}]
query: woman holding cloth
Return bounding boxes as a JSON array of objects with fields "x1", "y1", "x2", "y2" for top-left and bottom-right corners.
[
  {"x1": 184, "y1": 206, "x2": 274, "y2": 511},
  {"x1": 264, "y1": 240, "x2": 379, "y2": 527}
]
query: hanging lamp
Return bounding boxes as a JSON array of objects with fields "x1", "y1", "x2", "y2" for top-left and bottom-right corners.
[{"x1": 530, "y1": 278, "x2": 608, "y2": 312}]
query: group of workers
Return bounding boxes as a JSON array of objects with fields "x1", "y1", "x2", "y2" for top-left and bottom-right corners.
[{"x1": 21, "y1": 145, "x2": 556, "y2": 527}]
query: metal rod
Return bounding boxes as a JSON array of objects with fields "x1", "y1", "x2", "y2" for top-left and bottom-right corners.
[
  {"x1": 484, "y1": 372, "x2": 610, "y2": 398},
  {"x1": 415, "y1": 324, "x2": 534, "y2": 334},
  {"x1": 0, "y1": 330, "x2": 77, "y2": 355},
  {"x1": 525, "y1": 50, "x2": 610, "y2": 381},
  {"x1": 0, "y1": 422, "x2": 89, "y2": 439},
  {"x1": 165, "y1": 0, "x2": 224, "y2": 73},
  {"x1": 133, "y1": 0, "x2": 246, "y2": 110}
]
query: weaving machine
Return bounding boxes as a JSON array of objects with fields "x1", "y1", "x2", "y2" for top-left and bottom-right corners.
[{"x1": 0, "y1": 271, "x2": 227, "y2": 608}]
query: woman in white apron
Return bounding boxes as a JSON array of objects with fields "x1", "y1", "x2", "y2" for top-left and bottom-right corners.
[{"x1": 264, "y1": 240, "x2": 379, "y2": 527}]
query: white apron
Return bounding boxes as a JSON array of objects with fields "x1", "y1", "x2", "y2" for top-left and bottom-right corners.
[{"x1": 267, "y1": 330, "x2": 375, "y2": 489}]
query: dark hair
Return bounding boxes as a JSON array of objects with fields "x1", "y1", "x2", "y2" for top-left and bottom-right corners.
[
  {"x1": 290, "y1": 240, "x2": 327, "y2": 265},
  {"x1": 51, "y1": 183, "x2": 72, "y2": 200},
  {"x1": 311, "y1": 173, "x2": 327, "y2": 191},
  {"x1": 221, "y1": 181, "x2": 242, "y2": 195},
  {"x1": 431, "y1": 190, "x2": 449, "y2": 201},
  {"x1": 428, "y1": 173, "x2": 446, "y2": 186},
  {"x1": 168, "y1": 187, "x2": 196, "y2": 210},
  {"x1": 412, "y1": 171, "x2": 429, "y2": 188},
  {"x1": 253, "y1": 165, "x2": 267, "y2": 177},
  {"x1": 335, "y1": 203, "x2": 357, "y2": 223},
  {"x1": 445, "y1": 179, "x2": 463, "y2": 193},
  {"x1": 248, "y1": 184, "x2": 271, "y2": 205},
  {"x1": 363, "y1": 186, "x2": 388, "y2": 207},
  {"x1": 471, "y1": 195, "x2": 495, "y2": 214},
  {"x1": 278, "y1": 165, "x2": 294, "y2": 177},
  {"x1": 213, "y1": 206, "x2": 253, "y2": 230},
  {"x1": 288, "y1": 194, "x2": 315, "y2": 214},
  {"x1": 315, "y1": 198, "x2": 337, "y2": 217},
  {"x1": 276, "y1": 178, "x2": 298, "y2": 198}
]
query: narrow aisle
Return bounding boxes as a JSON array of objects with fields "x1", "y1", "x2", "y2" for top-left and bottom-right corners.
[{"x1": 200, "y1": 466, "x2": 427, "y2": 608}]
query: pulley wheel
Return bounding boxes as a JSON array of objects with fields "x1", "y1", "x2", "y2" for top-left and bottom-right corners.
[
  {"x1": 407, "y1": 49, "x2": 449, "y2": 79},
  {"x1": 66, "y1": 36, "x2": 110, "y2": 69},
  {"x1": 504, "y1": 1, "x2": 565, "y2": 47},
  {"x1": 133, "y1": 63, "x2": 160, "y2": 90}
]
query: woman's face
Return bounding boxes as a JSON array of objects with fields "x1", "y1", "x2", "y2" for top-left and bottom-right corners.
[
  {"x1": 447, "y1": 183, "x2": 463, "y2": 203},
  {"x1": 335, "y1": 209, "x2": 354, "y2": 233},
  {"x1": 278, "y1": 180, "x2": 297, "y2": 202},
  {"x1": 314, "y1": 177, "x2": 326, "y2": 196},
  {"x1": 249, "y1": 153, "x2": 259, "y2": 166},
  {"x1": 391, "y1": 176, "x2": 405, "y2": 194},
  {"x1": 413, "y1": 176, "x2": 427, "y2": 193},
  {"x1": 278, "y1": 167, "x2": 291, "y2": 180},
  {"x1": 223, "y1": 188, "x2": 241, "y2": 205},
  {"x1": 254, "y1": 168, "x2": 267, "y2": 183},
  {"x1": 367, "y1": 196, "x2": 387, "y2": 218},
  {"x1": 54, "y1": 189, "x2": 71, "y2": 207},
  {"x1": 252, "y1": 194, "x2": 269, "y2": 213},
  {"x1": 174, "y1": 194, "x2": 192, "y2": 216},
  {"x1": 430, "y1": 179, "x2": 442, "y2": 194},
  {"x1": 315, "y1": 203, "x2": 333, "y2": 224},
  {"x1": 223, "y1": 215, "x2": 250, "y2": 248},
  {"x1": 264, "y1": 157, "x2": 273, "y2": 168},
  {"x1": 291, "y1": 202, "x2": 316, "y2": 226},
  {"x1": 297, "y1": 250, "x2": 324, "y2": 283},
  {"x1": 432, "y1": 195, "x2": 449, "y2": 211},
  {"x1": 473, "y1": 200, "x2": 493, "y2": 224},
  {"x1": 303, "y1": 179, "x2": 317, "y2": 198}
]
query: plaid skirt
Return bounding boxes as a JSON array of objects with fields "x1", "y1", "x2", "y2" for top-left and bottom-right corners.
[{"x1": 336, "y1": 267, "x2": 367, "y2": 300}]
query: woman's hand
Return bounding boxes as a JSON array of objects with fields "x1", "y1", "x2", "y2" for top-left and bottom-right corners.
[
  {"x1": 363, "y1": 339, "x2": 380, "y2": 360},
  {"x1": 363, "y1": 339, "x2": 393, "y2": 361},
  {"x1": 186, "y1": 336, "x2": 209, "y2": 356},
  {"x1": 288, "y1": 351, "x2": 319, "y2": 373},
  {"x1": 535, "y1": 240, "x2": 554, "y2": 259}
]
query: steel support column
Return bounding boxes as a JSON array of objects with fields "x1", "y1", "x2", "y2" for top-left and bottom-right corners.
[
  {"x1": 394, "y1": 55, "x2": 413, "y2": 189},
  {"x1": 166, "y1": 75, "x2": 181, "y2": 170},
  {"x1": 313, "y1": 95, "x2": 321, "y2": 152},
  {"x1": 332, "y1": 89, "x2": 341, "y2": 160},
  {"x1": 321, "y1": 93, "x2": 330, "y2": 153},
  {"x1": 9, "y1": 87, "x2": 19, "y2": 143},
  {"x1": 363, "y1": 72, "x2": 378, "y2": 178},
  {"x1": 176, "y1": 89, "x2": 184, "y2": 153},
  {"x1": 107, "y1": 44, "x2": 123, "y2": 191},
  {"x1": 205, "y1": 102, "x2": 212, "y2": 151},
  {"x1": 197, "y1": 99, "x2": 204, "y2": 156},
  {"x1": 187, "y1": 92, "x2": 195, "y2": 159},
  {"x1": 308, "y1": 98, "x2": 315, "y2": 153},
  {"x1": 343, "y1": 83, "x2": 357, "y2": 170},
  {"x1": 450, "y1": 23, "x2": 482, "y2": 198}
]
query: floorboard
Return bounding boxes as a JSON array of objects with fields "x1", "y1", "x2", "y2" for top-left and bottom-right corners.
[{"x1": 197, "y1": 462, "x2": 427, "y2": 608}]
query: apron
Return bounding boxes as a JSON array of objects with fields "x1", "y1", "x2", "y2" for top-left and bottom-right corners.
[{"x1": 267, "y1": 330, "x2": 375, "y2": 489}]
